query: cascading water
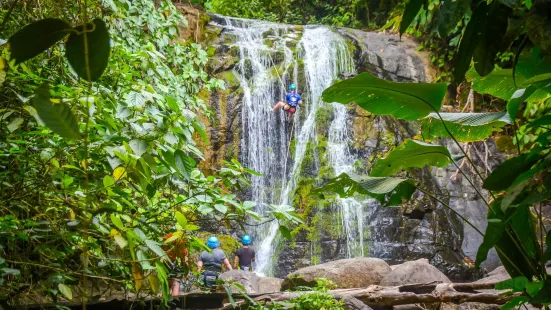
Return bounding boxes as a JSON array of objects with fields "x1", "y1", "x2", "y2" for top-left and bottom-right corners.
[
  {"x1": 216, "y1": 16, "x2": 363, "y2": 275},
  {"x1": 207, "y1": 16, "x2": 477, "y2": 279}
]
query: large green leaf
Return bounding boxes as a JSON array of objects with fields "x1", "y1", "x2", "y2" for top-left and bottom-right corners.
[
  {"x1": 371, "y1": 140, "x2": 452, "y2": 177},
  {"x1": 472, "y1": 3, "x2": 510, "y2": 77},
  {"x1": 454, "y1": 2, "x2": 489, "y2": 81},
  {"x1": 32, "y1": 83, "x2": 81, "y2": 139},
  {"x1": 66, "y1": 18, "x2": 111, "y2": 82},
  {"x1": 315, "y1": 173, "x2": 416, "y2": 207},
  {"x1": 173, "y1": 150, "x2": 195, "y2": 180},
  {"x1": 507, "y1": 87, "x2": 537, "y2": 122},
  {"x1": 438, "y1": 0, "x2": 470, "y2": 37},
  {"x1": 420, "y1": 111, "x2": 511, "y2": 142},
  {"x1": 483, "y1": 152, "x2": 541, "y2": 191},
  {"x1": 467, "y1": 67, "x2": 524, "y2": 100},
  {"x1": 9, "y1": 18, "x2": 71, "y2": 64},
  {"x1": 400, "y1": 0, "x2": 424, "y2": 36},
  {"x1": 322, "y1": 72, "x2": 446, "y2": 121}
]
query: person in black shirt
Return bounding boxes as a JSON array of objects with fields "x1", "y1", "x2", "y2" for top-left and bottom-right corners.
[{"x1": 234, "y1": 235, "x2": 255, "y2": 271}]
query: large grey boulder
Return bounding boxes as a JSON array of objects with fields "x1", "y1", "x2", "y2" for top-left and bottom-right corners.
[
  {"x1": 219, "y1": 270, "x2": 282, "y2": 294},
  {"x1": 282, "y1": 257, "x2": 391, "y2": 290},
  {"x1": 380, "y1": 259, "x2": 451, "y2": 286}
]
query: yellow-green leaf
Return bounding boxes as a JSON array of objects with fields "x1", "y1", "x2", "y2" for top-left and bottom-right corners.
[{"x1": 58, "y1": 283, "x2": 72, "y2": 300}]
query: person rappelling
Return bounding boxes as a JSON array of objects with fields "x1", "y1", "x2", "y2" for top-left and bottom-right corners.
[{"x1": 272, "y1": 84, "x2": 303, "y2": 116}]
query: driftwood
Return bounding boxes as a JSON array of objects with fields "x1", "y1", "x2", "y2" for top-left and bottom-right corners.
[{"x1": 221, "y1": 281, "x2": 517, "y2": 310}]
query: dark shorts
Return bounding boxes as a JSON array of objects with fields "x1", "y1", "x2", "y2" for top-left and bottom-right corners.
[{"x1": 284, "y1": 104, "x2": 296, "y2": 114}]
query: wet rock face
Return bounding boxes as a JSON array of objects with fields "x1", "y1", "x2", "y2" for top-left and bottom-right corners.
[{"x1": 202, "y1": 17, "x2": 503, "y2": 282}]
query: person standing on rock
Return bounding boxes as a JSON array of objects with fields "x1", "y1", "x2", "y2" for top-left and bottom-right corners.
[
  {"x1": 234, "y1": 235, "x2": 256, "y2": 271},
  {"x1": 197, "y1": 236, "x2": 233, "y2": 288},
  {"x1": 272, "y1": 84, "x2": 303, "y2": 117}
]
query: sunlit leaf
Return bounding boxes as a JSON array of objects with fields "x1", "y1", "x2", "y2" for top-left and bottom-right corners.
[
  {"x1": 66, "y1": 18, "x2": 111, "y2": 81},
  {"x1": 214, "y1": 204, "x2": 228, "y2": 214},
  {"x1": 129, "y1": 139, "x2": 148, "y2": 156},
  {"x1": 371, "y1": 140, "x2": 452, "y2": 177},
  {"x1": 110, "y1": 214, "x2": 124, "y2": 230},
  {"x1": 315, "y1": 173, "x2": 416, "y2": 207},
  {"x1": 113, "y1": 166, "x2": 127, "y2": 182},
  {"x1": 507, "y1": 87, "x2": 537, "y2": 122},
  {"x1": 114, "y1": 234, "x2": 127, "y2": 249},
  {"x1": 322, "y1": 72, "x2": 446, "y2": 121},
  {"x1": 420, "y1": 112, "x2": 511, "y2": 142},
  {"x1": 58, "y1": 283, "x2": 72, "y2": 300},
  {"x1": 9, "y1": 18, "x2": 71, "y2": 64},
  {"x1": 176, "y1": 211, "x2": 187, "y2": 227},
  {"x1": 32, "y1": 83, "x2": 81, "y2": 139},
  {"x1": 131, "y1": 263, "x2": 143, "y2": 291},
  {"x1": 103, "y1": 175, "x2": 115, "y2": 187}
]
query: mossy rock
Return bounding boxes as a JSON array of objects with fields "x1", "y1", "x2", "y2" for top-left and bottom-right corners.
[
  {"x1": 206, "y1": 46, "x2": 217, "y2": 57},
  {"x1": 216, "y1": 70, "x2": 241, "y2": 89},
  {"x1": 262, "y1": 28, "x2": 276, "y2": 38},
  {"x1": 494, "y1": 135, "x2": 516, "y2": 153}
]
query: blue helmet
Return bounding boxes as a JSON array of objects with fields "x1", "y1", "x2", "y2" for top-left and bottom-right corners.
[
  {"x1": 289, "y1": 84, "x2": 296, "y2": 90},
  {"x1": 207, "y1": 236, "x2": 219, "y2": 249},
  {"x1": 242, "y1": 235, "x2": 251, "y2": 245}
]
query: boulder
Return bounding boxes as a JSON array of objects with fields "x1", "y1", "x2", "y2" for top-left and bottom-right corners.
[
  {"x1": 380, "y1": 259, "x2": 451, "y2": 286},
  {"x1": 282, "y1": 257, "x2": 391, "y2": 290},
  {"x1": 219, "y1": 270, "x2": 259, "y2": 294},
  {"x1": 258, "y1": 277, "x2": 283, "y2": 294},
  {"x1": 219, "y1": 270, "x2": 282, "y2": 294}
]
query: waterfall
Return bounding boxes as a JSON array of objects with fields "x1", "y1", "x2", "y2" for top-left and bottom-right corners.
[{"x1": 214, "y1": 16, "x2": 362, "y2": 275}]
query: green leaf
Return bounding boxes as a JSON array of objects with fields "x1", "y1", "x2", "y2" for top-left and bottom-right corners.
[
  {"x1": 530, "y1": 115, "x2": 551, "y2": 127},
  {"x1": 507, "y1": 87, "x2": 537, "y2": 122},
  {"x1": 522, "y1": 73, "x2": 551, "y2": 88},
  {"x1": 175, "y1": 211, "x2": 187, "y2": 228},
  {"x1": 65, "y1": 18, "x2": 111, "y2": 82},
  {"x1": 526, "y1": 281, "x2": 544, "y2": 297},
  {"x1": 110, "y1": 214, "x2": 124, "y2": 230},
  {"x1": 420, "y1": 112, "x2": 511, "y2": 142},
  {"x1": 145, "y1": 240, "x2": 167, "y2": 259},
  {"x1": 495, "y1": 277, "x2": 529, "y2": 292},
  {"x1": 58, "y1": 283, "x2": 72, "y2": 300},
  {"x1": 322, "y1": 72, "x2": 446, "y2": 121},
  {"x1": 32, "y1": 83, "x2": 81, "y2": 139},
  {"x1": 371, "y1": 140, "x2": 452, "y2": 177},
  {"x1": 483, "y1": 153, "x2": 540, "y2": 191},
  {"x1": 501, "y1": 296, "x2": 529, "y2": 310},
  {"x1": 129, "y1": 139, "x2": 147, "y2": 157},
  {"x1": 103, "y1": 175, "x2": 115, "y2": 187},
  {"x1": 437, "y1": 0, "x2": 470, "y2": 37},
  {"x1": 399, "y1": 0, "x2": 424, "y2": 36},
  {"x1": 173, "y1": 150, "x2": 194, "y2": 180},
  {"x1": 475, "y1": 217, "x2": 505, "y2": 268},
  {"x1": 467, "y1": 67, "x2": 523, "y2": 100},
  {"x1": 472, "y1": 3, "x2": 510, "y2": 77},
  {"x1": 455, "y1": 2, "x2": 489, "y2": 81},
  {"x1": 543, "y1": 230, "x2": 551, "y2": 263},
  {"x1": 155, "y1": 261, "x2": 170, "y2": 301},
  {"x1": 8, "y1": 18, "x2": 71, "y2": 64},
  {"x1": 532, "y1": 279, "x2": 551, "y2": 304},
  {"x1": 315, "y1": 173, "x2": 416, "y2": 207},
  {"x1": 214, "y1": 204, "x2": 228, "y2": 214},
  {"x1": 114, "y1": 234, "x2": 127, "y2": 249},
  {"x1": 279, "y1": 225, "x2": 292, "y2": 241}
]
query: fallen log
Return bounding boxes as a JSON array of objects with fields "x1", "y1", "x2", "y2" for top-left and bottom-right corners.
[{"x1": 220, "y1": 282, "x2": 517, "y2": 310}]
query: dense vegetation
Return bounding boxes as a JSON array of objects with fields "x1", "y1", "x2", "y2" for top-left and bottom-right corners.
[
  {"x1": 1, "y1": 0, "x2": 551, "y2": 308},
  {"x1": 0, "y1": 0, "x2": 300, "y2": 306},
  {"x1": 205, "y1": 0, "x2": 399, "y2": 28},
  {"x1": 320, "y1": 0, "x2": 551, "y2": 307}
]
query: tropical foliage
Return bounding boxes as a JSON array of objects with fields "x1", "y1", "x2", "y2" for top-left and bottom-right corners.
[
  {"x1": 205, "y1": 0, "x2": 399, "y2": 28},
  {"x1": 0, "y1": 0, "x2": 299, "y2": 306},
  {"x1": 320, "y1": 33, "x2": 551, "y2": 310}
]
